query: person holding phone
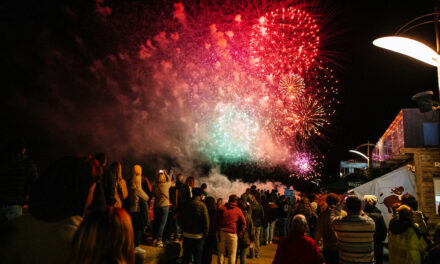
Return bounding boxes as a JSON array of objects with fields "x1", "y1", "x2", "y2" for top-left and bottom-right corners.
[{"x1": 152, "y1": 170, "x2": 171, "y2": 247}]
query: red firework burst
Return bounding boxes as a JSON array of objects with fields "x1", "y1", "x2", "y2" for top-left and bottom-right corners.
[{"x1": 249, "y1": 6, "x2": 320, "y2": 78}]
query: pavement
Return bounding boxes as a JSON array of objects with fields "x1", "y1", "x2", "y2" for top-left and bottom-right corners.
[
  {"x1": 136, "y1": 237, "x2": 389, "y2": 264},
  {"x1": 244, "y1": 242, "x2": 278, "y2": 264}
]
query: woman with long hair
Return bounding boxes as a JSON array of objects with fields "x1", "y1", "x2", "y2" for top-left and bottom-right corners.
[
  {"x1": 128, "y1": 165, "x2": 149, "y2": 253},
  {"x1": 217, "y1": 198, "x2": 224, "y2": 209},
  {"x1": 185, "y1": 176, "x2": 196, "y2": 198},
  {"x1": 152, "y1": 170, "x2": 171, "y2": 247},
  {"x1": 295, "y1": 195, "x2": 317, "y2": 238},
  {"x1": 71, "y1": 207, "x2": 135, "y2": 264}
]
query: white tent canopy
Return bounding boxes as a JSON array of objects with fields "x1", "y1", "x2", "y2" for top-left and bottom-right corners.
[{"x1": 350, "y1": 166, "x2": 417, "y2": 226}]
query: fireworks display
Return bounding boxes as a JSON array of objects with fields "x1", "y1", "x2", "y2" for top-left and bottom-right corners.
[
  {"x1": 279, "y1": 74, "x2": 305, "y2": 99},
  {"x1": 203, "y1": 103, "x2": 260, "y2": 162},
  {"x1": 289, "y1": 151, "x2": 323, "y2": 180},
  {"x1": 249, "y1": 6, "x2": 320, "y2": 78},
  {"x1": 133, "y1": 0, "x2": 338, "y2": 178}
]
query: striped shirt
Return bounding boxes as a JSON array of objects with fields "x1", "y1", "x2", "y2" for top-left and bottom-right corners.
[{"x1": 333, "y1": 214, "x2": 376, "y2": 264}]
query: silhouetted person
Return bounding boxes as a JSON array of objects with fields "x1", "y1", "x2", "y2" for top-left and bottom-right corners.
[
  {"x1": 237, "y1": 199, "x2": 254, "y2": 264},
  {"x1": 277, "y1": 195, "x2": 291, "y2": 239},
  {"x1": 90, "y1": 153, "x2": 110, "y2": 211},
  {"x1": 178, "y1": 187, "x2": 209, "y2": 264},
  {"x1": 314, "y1": 193, "x2": 346, "y2": 264},
  {"x1": 0, "y1": 140, "x2": 38, "y2": 223},
  {"x1": 168, "y1": 173, "x2": 189, "y2": 239},
  {"x1": 249, "y1": 194, "x2": 264, "y2": 258},
  {"x1": 202, "y1": 196, "x2": 217, "y2": 264},
  {"x1": 0, "y1": 156, "x2": 102, "y2": 264},
  {"x1": 250, "y1": 185, "x2": 261, "y2": 204}
]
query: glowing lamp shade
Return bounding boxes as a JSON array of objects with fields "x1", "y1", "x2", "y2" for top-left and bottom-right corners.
[{"x1": 373, "y1": 36, "x2": 440, "y2": 67}]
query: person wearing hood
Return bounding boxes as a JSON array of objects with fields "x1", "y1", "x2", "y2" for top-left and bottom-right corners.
[
  {"x1": 216, "y1": 194, "x2": 246, "y2": 264},
  {"x1": 273, "y1": 214, "x2": 323, "y2": 264},
  {"x1": 128, "y1": 164, "x2": 149, "y2": 254},
  {"x1": 363, "y1": 195, "x2": 387, "y2": 264},
  {"x1": 0, "y1": 156, "x2": 102, "y2": 264},
  {"x1": 401, "y1": 194, "x2": 428, "y2": 236},
  {"x1": 314, "y1": 193, "x2": 347, "y2": 264},
  {"x1": 388, "y1": 205, "x2": 428, "y2": 264}
]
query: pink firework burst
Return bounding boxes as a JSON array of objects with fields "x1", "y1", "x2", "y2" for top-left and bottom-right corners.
[
  {"x1": 289, "y1": 151, "x2": 322, "y2": 179},
  {"x1": 249, "y1": 6, "x2": 320, "y2": 78}
]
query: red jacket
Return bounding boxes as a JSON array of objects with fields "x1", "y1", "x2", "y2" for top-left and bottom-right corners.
[
  {"x1": 273, "y1": 232, "x2": 323, "y2": 264},
  {"x1": 216, "y1": 202, "x2": 246, "y2": 234}
]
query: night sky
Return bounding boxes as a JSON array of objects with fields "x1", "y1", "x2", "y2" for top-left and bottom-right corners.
[{"x1": 2, "y1": 0, "x2": 439, "y2": 186}]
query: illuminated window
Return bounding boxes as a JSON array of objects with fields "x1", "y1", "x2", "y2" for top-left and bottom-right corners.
[{"x1": 434, "y1": 176, "x2": 440, "y2": 215}]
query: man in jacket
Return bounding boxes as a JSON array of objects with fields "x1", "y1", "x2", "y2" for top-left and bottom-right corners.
[
  {"x1": 216, "y1": 194, "x2": 246, "y2": 264},
  {"x1": 178, "y1": 187, "x2": 209, "y2": 264},
  {"x1": 314, "y1": 193, "x2": 346, "y2": 264}
]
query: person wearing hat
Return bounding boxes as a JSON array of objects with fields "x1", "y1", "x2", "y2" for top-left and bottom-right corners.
[
  {"x1": 388, "y1": 204, "x2": 428, "y2": 264},
  {"x1": 178, "y1": 187, "x2": 209, "y2": 264},
  {"x1": 364, "y1": 195, "x2": 387, "y2": 264}
]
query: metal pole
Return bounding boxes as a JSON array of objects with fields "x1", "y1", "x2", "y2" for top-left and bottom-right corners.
[
  {"x1": 436, "y1": 7, "x2": 440, "y2": 101},
  {"x1": 435, "y1": 7, "x2": 439, "y2": 53},
  {"x1": 367, "y1": 140, "x2": 370, "y2": 168}
]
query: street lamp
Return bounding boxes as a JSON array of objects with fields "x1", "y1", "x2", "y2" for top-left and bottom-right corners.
[
  {"x1": 348, "y1": 150, "x2": 369, "y2": 162},
  {"x1": 348, "y1": 142, "x2": 375, "y2": 168},
  {"x1": 373, "y1": 12, "x2": 440, "y2": 107}
]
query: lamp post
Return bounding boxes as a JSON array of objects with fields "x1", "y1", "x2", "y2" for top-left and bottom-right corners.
[
  {"x1": 348, "y1": 142, "x2": 375, "y2": 169},
  {"x1": 373, "y1": 12, "x2": 440, "y2": 106}
]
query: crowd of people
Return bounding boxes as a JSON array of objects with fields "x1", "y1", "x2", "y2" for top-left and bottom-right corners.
[{"x1": 1, "y1": 144, "x2": 440, "y2": 264}]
